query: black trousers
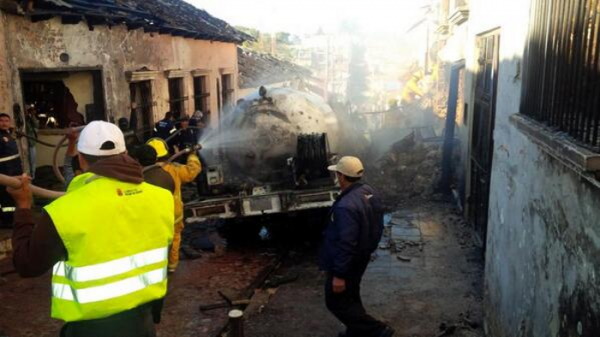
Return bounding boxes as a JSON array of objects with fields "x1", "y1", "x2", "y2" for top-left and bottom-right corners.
[
  {"x1": 325, "y1": 256, "x2": 386, "y2": 337},
  {"x1": 60, "y1": 304, "x2": 156, "y2": 337}
]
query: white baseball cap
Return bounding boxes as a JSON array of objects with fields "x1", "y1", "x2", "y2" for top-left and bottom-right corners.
[
  {"x1": 77, "y1": 121, "x2": 126, "y2": 156},
  {"x1": 328, "y1": 156, "x2": 365, "y2": 178}
]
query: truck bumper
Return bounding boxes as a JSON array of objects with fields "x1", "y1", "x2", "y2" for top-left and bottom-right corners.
[{"x1": 184, "y1": 188, "x2": 339, "y2": 222}]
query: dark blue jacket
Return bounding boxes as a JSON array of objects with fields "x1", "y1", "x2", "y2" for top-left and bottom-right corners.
[
  {"x1": 153, "y1": 119, "x2": 175, "y2": 140},
  {"x1": 0, "y1": 130, "x2": 22, "y2": 176},
  {"x1": 176, "y1": 128, "x2": 197, "y2": 150},
  {"x1": 319, "y1": 183, "x2": 384, "y2": 279}
]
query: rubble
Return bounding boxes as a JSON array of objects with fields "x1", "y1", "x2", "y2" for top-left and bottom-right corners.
[{"x1": 368, "y1": 131, "x2": 444, "y2": 205}]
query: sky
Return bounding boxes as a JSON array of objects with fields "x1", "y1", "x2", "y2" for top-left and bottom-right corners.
[{"x1": 187, "y1": 0, "x2": 428, "y2": 35}]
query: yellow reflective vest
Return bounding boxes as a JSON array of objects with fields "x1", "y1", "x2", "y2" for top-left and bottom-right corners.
[{"x1": 45, "y1": 173, "x2": 175, "y2": 322}]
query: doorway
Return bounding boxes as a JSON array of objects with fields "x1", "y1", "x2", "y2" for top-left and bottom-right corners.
[
  {"x1": 469, "y1": 30, "x2": 500, "y2": 250},
  {"x1": 21, "y1": 69, "x2": 105, "y2": 129},
  {"x1": 168, "y1": 77, "x2": 185, "y2": 119},
  {"x1": 129, "y1": 80, "x2": 155, "y2": 141}
]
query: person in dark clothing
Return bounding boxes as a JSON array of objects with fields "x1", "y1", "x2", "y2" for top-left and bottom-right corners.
[
  {"x1": 63, "y1": 126, "x2": 82, "y2": 189},
  {"x1": 154, "y1": 112, "x2": 175, "y2": 140},
  {"x1": 0, "y1": 113, "x2": 23, "y2": 227},
  {"x1": 175, "y1": 116, "x2": 197, "y2": 152},
  {"x1": 25, "y1": 105, "x2": 39, "y2": 179},
  {"x1": 130, "y1": 145, "x2": 175, "y2": 194},
  {"x1": 189, "y1": 110, "x2": 204, "y2": 142},
  {"x1": 119, "y1": 117, "x2": 142, "y2": 152},
  {"x1": 320, "y1": 156, "x2": 394, "y2": 337}
]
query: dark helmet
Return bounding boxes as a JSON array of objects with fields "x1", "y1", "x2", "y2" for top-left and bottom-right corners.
[{"x1": 118, "y1": 117, "x2": 129, "y2": 131}]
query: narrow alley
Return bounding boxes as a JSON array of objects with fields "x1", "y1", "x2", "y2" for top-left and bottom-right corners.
[
  {"x1": 1, "y1": 199, "x2": 485, "y2": 337},
  {"x1": 0, "y1": 0, "x2": 599, "y2": 337},
  {"x1": 244, "y1": 202, "x2": 484, "y2": 337}
]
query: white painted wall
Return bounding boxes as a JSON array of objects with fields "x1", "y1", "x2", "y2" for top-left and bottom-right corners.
[{"x1": 466, "y1": 0, "x2": 600, "y2": 336}]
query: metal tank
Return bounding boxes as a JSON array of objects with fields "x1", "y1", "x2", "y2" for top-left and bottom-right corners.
[{"x1": 222, "y1": 87, "x2": 339, "y2": 185}]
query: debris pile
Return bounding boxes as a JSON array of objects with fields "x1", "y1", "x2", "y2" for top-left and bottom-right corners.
[{"x1": 368, "y1": 131, "x2": 443, "y2": 203}]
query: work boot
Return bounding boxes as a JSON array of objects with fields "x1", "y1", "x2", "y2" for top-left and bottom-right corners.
[
  {"x1": 378, "y1": 326, "x2": 395, "y2": 337},
  {"x1": 180, "y1": 245, "x2": 202, "y2": 260}
]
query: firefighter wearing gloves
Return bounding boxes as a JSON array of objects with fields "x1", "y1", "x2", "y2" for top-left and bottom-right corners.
[
  {"x1": 9, "y1": 121, "x2": 174, "y2": 337},
  {"x1": 147, "y1": 137, "x2": 201, "y2": 273}
]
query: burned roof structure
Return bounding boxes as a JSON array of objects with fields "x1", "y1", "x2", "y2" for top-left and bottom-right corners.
[
  {"x1": 10, "y1": 0, "x2": 251, "y2": 43},
  {"x1": 238, "y1": 47, "x2": 311, "y2": 89}
]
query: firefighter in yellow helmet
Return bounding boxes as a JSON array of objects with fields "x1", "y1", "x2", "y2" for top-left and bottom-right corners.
[
  {"x1": 401, "y1": 70, "x2": 425, "y2": 105},
  {"x1": 147, "y1": 138, "x2": 202, "y2": 273}
]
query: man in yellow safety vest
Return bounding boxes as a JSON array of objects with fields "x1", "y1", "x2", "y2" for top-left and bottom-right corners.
[{"x1": 9, "y1": 121, "x2": 174, "y2": 337}]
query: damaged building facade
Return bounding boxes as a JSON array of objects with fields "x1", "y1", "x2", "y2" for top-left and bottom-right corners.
[
  {"x1": 0, "y1": 0, "x2": 248, "y2": 167},
  {"x1": 430, "y1": 0, "x2": 600, "y2": 335}
]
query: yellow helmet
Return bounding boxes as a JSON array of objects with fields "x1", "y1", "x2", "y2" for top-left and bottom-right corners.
[{"x1": 146, "y1": 138, "x2": 169, "y2": 158}]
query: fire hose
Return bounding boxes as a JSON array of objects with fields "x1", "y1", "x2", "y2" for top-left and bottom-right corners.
[
  {"x1": 0, "y1": 174, "x2": 65, "y2": 199},
  {"x1": 142, "y1": 144, "x2": 203, "y2": 173},
  {"x1": 49, "y1": 126, "x2": 202, "y2": 184},
  {"x1": 4, "y1": 124, "x2": 203, "y2": 198},
  {"x1": 0, "y1": 143, "x2": 203, "y2": 200},
  {"x1": 0, "y1": 173, "x2": 185, "y2": 226}
]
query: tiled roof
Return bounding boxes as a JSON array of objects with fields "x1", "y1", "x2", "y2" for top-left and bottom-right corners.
[
  {"x1": 18, "y1": 0, "x2": 251, "y2": 43},
  {"x1": 238, "y1": 47, "x2": 311, "y2": 89}
]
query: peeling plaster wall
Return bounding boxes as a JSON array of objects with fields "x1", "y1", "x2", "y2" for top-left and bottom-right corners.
[
  {"x1": 0, "y1": 12, "x2": 239, "y2": 169},
  {"x1": 0, "y1": 13, "x2": 12, "y2": 114},
  {"x1": 2, "y1": 13, "x2": 238, "y2": 130},
  {"x1": 465, "y1": 0, "x2": 600, "y2": 336}
]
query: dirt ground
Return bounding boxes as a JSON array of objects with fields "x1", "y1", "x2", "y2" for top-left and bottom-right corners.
[
  {"x1": 0, "y1": 248, "x2": 271, "y2": 337},
  {"x1": 0, "y1": 200, "x2": 483, "y2": 337},
  {"x1": 244, "y1": 201, "x2": 484, "y2": 337}
]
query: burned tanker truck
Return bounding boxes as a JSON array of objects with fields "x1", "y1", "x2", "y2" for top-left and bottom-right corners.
[{"x1": 185, "y1": 87, "x2": 340, "y2": 222}]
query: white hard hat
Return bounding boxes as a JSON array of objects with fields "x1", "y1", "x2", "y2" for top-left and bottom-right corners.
[
  {"x1": 328, "y1": 156, "x2": 364, "y2": 178},
  {"x1": 77, "y1": 121, "x2": 126, "y2": 156}
]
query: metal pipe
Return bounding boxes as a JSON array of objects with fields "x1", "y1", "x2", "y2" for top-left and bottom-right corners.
[{"x1": 228, "y1": 309, "x2": 245, "y2": 337}]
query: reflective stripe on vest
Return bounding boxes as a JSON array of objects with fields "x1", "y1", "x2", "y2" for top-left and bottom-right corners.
[
  {"x1": 52, "y1": 247, "x2": 168, "y2": 282},
  {"x1": 52, "y1": 267, "x2": 166, "y2": 304},
  {"x1": 0, "y1": 154, "x2": 20, "y2": 163}
]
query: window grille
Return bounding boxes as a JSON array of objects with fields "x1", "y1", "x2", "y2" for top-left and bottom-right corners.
[{"x1": 521, "y1": 0, "x2": 600, "y2": 151}]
